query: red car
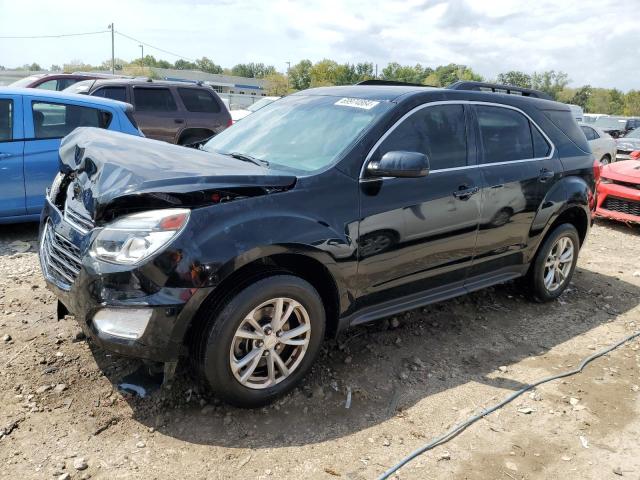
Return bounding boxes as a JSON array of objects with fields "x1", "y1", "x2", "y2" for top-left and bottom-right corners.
[
  {"x1": 596, "y1": 157, "x2": 640, "y2": 223},
  {"x1": 9, "y1": 73, "x2": 121, "y2": 91}
]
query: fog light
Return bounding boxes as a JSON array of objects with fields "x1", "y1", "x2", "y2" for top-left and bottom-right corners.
[{"x1": 93, "y1": 308, "x2": 152, "y2": 340}]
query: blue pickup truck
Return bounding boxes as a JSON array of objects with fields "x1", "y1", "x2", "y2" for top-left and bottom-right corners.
[{"x1": 0, "y1": 88, "x2": 141, "y2": 223}]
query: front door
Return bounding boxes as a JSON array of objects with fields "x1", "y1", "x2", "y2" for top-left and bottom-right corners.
[
  {"x1": 356, "y1": 103, "x2": 482, "y2": 308},
  {"x1": 0, "y1": 95, "x2": 26, "y2": 219}
]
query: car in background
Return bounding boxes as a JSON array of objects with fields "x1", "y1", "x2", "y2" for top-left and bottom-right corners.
[
  {"x1": 583, "y1": 113, "x2": 609, "y2": 124},
  {"x1": 0, "y1": 87, "x2": 141, "y2": 224},
  {"x1": 596, "y1": 160, "x2": 640, "y2": 223},
  {"x1": 9, "y1": 73, "x2": 120, "y2": 91},
  {"x1": 567, "y1": 104, "x2": 583, "y2": 122},
  {"x1": 593, "y1": 116, "x2": 639, "y2": 138},
  {"x1": 579, "y1": 123, "x2": 616, "y2": 164},
  {"x1": 65, "y1": 78, "x2": 231, "y2": 146},
  {"x1": 230, "y1": 96, "x2": 279, "y2": 123},
  {"x1": 615, "y1": 128, "x2": 640, "y2": 162}
]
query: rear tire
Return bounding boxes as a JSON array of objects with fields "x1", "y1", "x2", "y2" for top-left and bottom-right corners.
[
  {"x1": 526, "y1": 224, "x2": 580, "y2": 302},
  {"x1": 197, "y1": 275, "x2": 325, "y2": 408},
  {"x1": 600, "y1": 155, "x2": 611, "y2": 165}
]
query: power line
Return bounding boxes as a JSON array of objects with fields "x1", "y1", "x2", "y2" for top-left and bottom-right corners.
[
  {"x1": 0, "y1": 30, "x2": 109, "y2": 39},
  {"x1": 115, "y1": 31, "x2": 195, "y2": 62}
]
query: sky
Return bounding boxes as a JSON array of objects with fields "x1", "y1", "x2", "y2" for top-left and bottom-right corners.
[{"x1": 0, "y1": 0, "x2": 637, "y2": 91}]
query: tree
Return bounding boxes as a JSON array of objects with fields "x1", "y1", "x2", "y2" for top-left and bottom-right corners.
[
  {"x1": 50, "y1": 64, "x2": 62, "y2": 72},
  {"x1": 174, "y1": 59, "x2": 198, "y2": 70},
  {"x1": 623, "y1": 90, "x2": 640, "y2": 116},
  {"x1": 496, "y1": 71, "x2": 532, "y2": 88},
  {"x1": 571, "y1": 85, "x2": 592, "y2": 109},
  {"x1": 196, "y1": 57, "x2": 223, "y2": 74},
  {"x1": 355, "y1": 62, "x2": 374, "y2": 81},
  {"x1": 264, "y1": 72, "x2": 290, "y2": 96},
  {"x1": 288, "y1": 60, "x2": 312, "y2": 90},
  {"x1": 22, "y1": 62, "x2": 41, "y2": 71},
  {"x1": 309, "y1": 59, "x2": 342, "y2": 87},
  {"x1": 231, "y1": 62, "x2": 277, "y2": 78},
  {"x1": 531, "y1": 70, "x2": 569, "y2": 100},
  {"x1": 382, "y1": 62, "x2": 432, "y2": 84},
  {"x1": 430, "y1": 64, "x2": 483, "y2": 86}
]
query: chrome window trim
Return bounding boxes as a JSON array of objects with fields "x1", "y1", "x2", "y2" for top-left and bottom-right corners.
[{"x1": 359, "y1": 100, "x2": 556, "y2": 181}]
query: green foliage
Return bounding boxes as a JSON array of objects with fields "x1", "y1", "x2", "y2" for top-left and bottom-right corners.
[
  {"x1": 231, "y1": 63, "x2": 277, "y2": 78},
  {"x1": 496, "y1": 71, "x2": 532, "y2": 88},
  {"x1": 531, "y1": 70, "x2": 569, "y2": 100},
  {"x1": 382, "y1": 63, "x2": 433, "y2": 84},
  {"x1": 288, "y1": 60, "x2": 312, "y2": 90},
  {"x1": 624, "y1": 91, "x2": 640, "y2": 116},
  {"x1": 50, "y1": 64, "x2": 61, "y2": 72}
]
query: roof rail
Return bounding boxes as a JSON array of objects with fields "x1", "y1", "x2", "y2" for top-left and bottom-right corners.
[
  {"x1": 356, "y1": 79, "x2": 431, "y2": 88},
  {"x1": 447, "y1": 81, "x2": 552, "y2": 100}
]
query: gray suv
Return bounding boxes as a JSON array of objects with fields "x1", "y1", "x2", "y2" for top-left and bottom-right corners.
[{"x1": 65, "y1": 79, "x2": 231, "y2": 146}]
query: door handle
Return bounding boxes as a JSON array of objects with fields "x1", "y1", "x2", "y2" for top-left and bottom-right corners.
[
  {"x1": 453, "y1": 185, "x2": 479, "y2": 200},
  {"x1": 539, "y1": 168, "x2": 554, "y2": 183},
  {"x1": 174, "y1": 119, "x2": 185, "y2": 124}
]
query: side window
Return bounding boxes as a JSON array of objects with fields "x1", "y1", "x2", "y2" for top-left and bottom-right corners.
[
  {"x1": 178, "y1": 88, "x2": 221, "y2": 113},
  {"x1": 476, "y1": 105, "x2": 535, "y2": 163},
  {"x1": 133, "y1": 88, "x2": 177, "y2": 112},
  {"x1": 532, "y1": 123, "x2": 551, "y2": 157},
  {"x1": 32, "y1": 102, "x2": 112, "y2": 139},
  {"x1": 580, "y1": 125, "x2": 598, "y2": 141},
  {"x1": 94, "y1": 87, "x2": 127, "y2": 103},
  {"x1": 377, "y1": 104, "x2": 467, "y2": 170},
  {"x1": 57, "y1": 78, "x2": 79, "y2": 91},
  {"x1": 37, "y1": 79, "x2": 58, "y2": 91},
  {"x1": 0, "y1": 100, "x2": 12, "y2": 142}
]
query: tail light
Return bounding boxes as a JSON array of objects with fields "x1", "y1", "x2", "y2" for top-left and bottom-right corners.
[
  {"x1": 630, "y1": 150, "x2": 640, "y2": 160},
  {"x1": 227, "y1": 118, "x2": 233, "y2": 127},
  {"x1": 593, "y1": 158, "x2": 603, "y2": 183}
]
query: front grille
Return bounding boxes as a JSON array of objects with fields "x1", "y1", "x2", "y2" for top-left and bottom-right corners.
[
  {"x1": 611, "y1": 179, "x2": 640, "y2": 190},
  {"x1": 40, "y1": 221, "x2": 82, "y2": 287},
  {"x1": 64, "y1": 202, "x2": 95, "y2": 233},
  {"x1": 603, "y1": 196, "x2": 640, "y2": 217}
]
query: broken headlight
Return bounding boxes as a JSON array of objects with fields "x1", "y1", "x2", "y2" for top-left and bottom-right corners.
[{"x1": 90, "y1": 209, "x2": 190, "y2": 265}]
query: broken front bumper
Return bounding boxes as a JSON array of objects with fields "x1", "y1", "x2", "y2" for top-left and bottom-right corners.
[{"x1": 39, "y1": 197, "x2": 213, "y2": 362}]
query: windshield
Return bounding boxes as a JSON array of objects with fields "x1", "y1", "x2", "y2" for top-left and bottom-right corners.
[
  {"x1": 594, "y1": 117, "x2": 625, "y2": 130},
  {"x1": 9, "y1": 75, "x2": 41, "y2": 88},
  {"x1": 63, "y1": 79, "x2": 94, "y2": 94},
  {"x1": 247, "y1": 97, "x2": 277, "y2": 112},
  {"x1": 203, "y1": 95, "x2": 393, "y2": 173},
  {"x1": 624, "y1": 128, "x2": 640, "y2": 139}
]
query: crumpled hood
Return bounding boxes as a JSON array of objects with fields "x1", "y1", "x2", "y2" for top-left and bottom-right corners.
[
  {"x1": 602, "y1": 160, "x2": 640, "y2": 182},
  {"x1": 58, "y1": 128, "x2": 297, "y2": 221},
  {"x1": 616, "y1": 137, "x2": 640, "y2": 150}
]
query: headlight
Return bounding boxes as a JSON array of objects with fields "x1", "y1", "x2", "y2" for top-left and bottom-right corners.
[
  {"x1": 90, "y1": 208, "x2": 190, "y2": 265},
  {"x1": 600, "y1": 177, "x2": 613, "y2": 184}
]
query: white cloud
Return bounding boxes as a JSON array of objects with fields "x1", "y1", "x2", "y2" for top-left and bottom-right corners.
[{"x1": 0, "y1": 0, "x2": 637, "y2": 90}]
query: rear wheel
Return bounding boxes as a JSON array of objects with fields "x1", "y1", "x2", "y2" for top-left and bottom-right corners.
[
  {"x1": 526, "y1": 224, "x2": 579, "y2": 302},
  {"x1": 600, "y1": 155, "x2": 611, "y2": 165},
  {"x1": 197, "y1": 275, "x2": 325, "y2": 407}
]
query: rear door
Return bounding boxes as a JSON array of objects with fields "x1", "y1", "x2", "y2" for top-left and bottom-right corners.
[
  {"x1": 22, "y1": 98, "x2": 114, "y2": 214},
  {"x1": 131, "y1": 86, "x2": 183, "y2": 143},
  {"x1": 177, "y1": 87, "x2": 226, "y2": 136},
  {"x1": 469, "y1": 103, "x2": 559, "y2": 281},
  {"x1": 0, "y1": 94, "x2": 26, "y2": 219}
]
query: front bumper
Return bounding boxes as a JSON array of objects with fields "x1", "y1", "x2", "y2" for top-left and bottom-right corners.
[
  {"x1": 595, "y1": 181, "x2": 640, "y2": 223},
  {"x1": 39, "y1": 197, "x2": 212, "y2": 362}
]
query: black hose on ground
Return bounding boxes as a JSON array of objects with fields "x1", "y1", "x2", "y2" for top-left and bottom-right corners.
[{"x1": 377, "y1": 330, "x2": 640, "y2": 480}]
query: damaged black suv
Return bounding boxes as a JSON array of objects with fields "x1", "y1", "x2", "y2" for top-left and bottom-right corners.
[{"x1": 40, "y1": 81, "x2": 597, "y2": 407}]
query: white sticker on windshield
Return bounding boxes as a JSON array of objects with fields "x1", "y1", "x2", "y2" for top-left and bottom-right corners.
[{"x1": 334, "y1": 98, "x2": 380, "y2": 110}]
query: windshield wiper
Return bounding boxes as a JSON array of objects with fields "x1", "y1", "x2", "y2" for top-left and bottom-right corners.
[{"x1": 228, "y1": 152, "x2": 269, "y2": 168}]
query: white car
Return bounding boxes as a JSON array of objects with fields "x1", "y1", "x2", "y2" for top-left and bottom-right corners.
[
  {"x1": 230, "y1": 96, "x2": 279, "y2": 123},
  {"x1": 579, "y1": 123, "x2": 617, "y2": 164}
]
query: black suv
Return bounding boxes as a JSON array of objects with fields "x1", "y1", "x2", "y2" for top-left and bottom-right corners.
[
  {"x1": 39, "y1": 81, "x2": 596, "y2": 407},
  {"x1": 65, "y1": 78, "x2": 231, "y2": 146}
]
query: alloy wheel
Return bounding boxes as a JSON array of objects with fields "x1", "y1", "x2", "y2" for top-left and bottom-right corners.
[
  {"x1": 229, "y1": 297, "x2": 311, "y2": 389},
  {"x1": 543, "y1": 236, "x2": 574, "y2": 292}
]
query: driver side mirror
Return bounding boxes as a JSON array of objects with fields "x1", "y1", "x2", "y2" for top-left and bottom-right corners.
[{"x1": 366, "y1": 151, "x2": 430, "y2": 178}]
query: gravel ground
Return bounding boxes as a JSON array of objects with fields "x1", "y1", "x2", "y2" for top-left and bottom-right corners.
[{"x1": 0, "y1": 219, "x2": 639, "y2": 480}]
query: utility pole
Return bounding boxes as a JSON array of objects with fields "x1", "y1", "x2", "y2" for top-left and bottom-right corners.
[
  {"x1": 108, "y1": 23, "x2": 115, "y2": 74},
  {"x1": 285, "y1": 61, "x2": 291, "y2": 90},
  {"x1": 139, "y1": 44, "x2": 144, "y2": 66}
]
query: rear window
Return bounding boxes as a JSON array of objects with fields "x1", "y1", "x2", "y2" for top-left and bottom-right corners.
[
  {"x1": 0, "y1": 100, "x2": 12, "y2": 141},
  {"x1": 133, "y1": 88, "x2": 177, "y2": 112},
  {"x1": 543, "y1": 109, "x2": 590, "y2": 153},
  {"x1": 32, "y1": 102, "x2": 112, "y2": 139},
  {"x1": 178, "y1": 88, "x2": 221, "y2": 113}
]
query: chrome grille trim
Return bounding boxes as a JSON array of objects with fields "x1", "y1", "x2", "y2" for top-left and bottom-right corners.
[
  {"x1": 64, "y1": 203, "x2": 95, "y2": 234},
  {"x1": 40, "y1": 221, "x2": 83, "y2": 288}
]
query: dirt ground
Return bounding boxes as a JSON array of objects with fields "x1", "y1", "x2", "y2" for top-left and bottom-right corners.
[{"x1": 1, "y1": 218, "x2": 639, "y2": 480}]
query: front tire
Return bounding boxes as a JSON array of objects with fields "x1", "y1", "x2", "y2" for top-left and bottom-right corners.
[
  {"x1": 198, "y1": 275, "x2": 325, "y2": 407},
  {"x1": 526, "y1": 224, "x2": 580, "y2": 302}
]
